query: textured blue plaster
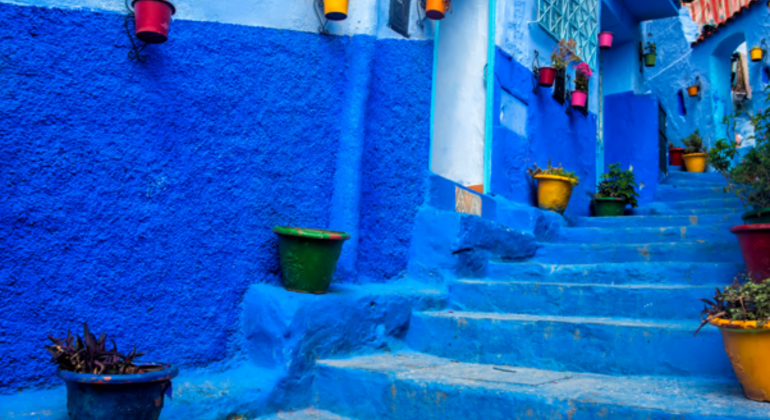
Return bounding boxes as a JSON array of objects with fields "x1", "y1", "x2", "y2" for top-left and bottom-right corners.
[
  {"x1": 355, "y1": 38, "x2": 433, "y2": 282},
  {"x1": 492, "y1": 48, "x2": 598, "y2": 217},
  {"x1": 604, "y1": 91, "x2": 660, "y2": 205},
  {"x1": 0, "y1": 3, "x2": 434, "y2": 391}
]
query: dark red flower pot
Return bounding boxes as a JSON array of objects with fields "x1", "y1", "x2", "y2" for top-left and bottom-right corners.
[
  {"x1": 538, "y1": 67, "x2": 557, "y2": 87},
  {"x1": 669, "y1": 148, "x2": 685, "y2": 166},
  {"x1": 731, "y1": 224, "x2": 770, "y2": 283},
  {"x1": 132, "y1": 0, "x2": 176, "y2": 44}
]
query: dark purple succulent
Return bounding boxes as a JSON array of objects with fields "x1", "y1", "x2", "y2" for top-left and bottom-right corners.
[{"x1": 46, "y1": 323, "x2": 163, "y2": 375}]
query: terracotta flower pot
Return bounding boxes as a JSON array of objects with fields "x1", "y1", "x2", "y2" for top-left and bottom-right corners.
[
  {"x1": 730, "y1": 224, "x2": 770, "y2": 283},
  {"x1": 132, "y1": 0, "x2": 175, "y2": 44},
  {"x1": 710, "y1": 318, "x2": 770, "y2": 402},
  {"x1": 669, "y1": 148, "x2": 685, "y2": 166},
  {"x1": 687, "y1": 85, "x2": 699, "y2": 97}
]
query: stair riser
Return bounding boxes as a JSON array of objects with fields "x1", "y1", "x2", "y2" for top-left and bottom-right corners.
[
  {"x1": 449, "y1": 282, "x2": 716, "y2": 320},
  {"x1": 316, "y1": 365, "x2": 752, "y2": 420},
  {"x1": 487, "y1": 262, "x2": 744, "y2": 285},
  {"x1": 633, "y1": 207, "x2": 743, "y2": 216},
  {"x1": 663, "y1": 199, "x2": 743, "y2": 210},
  {"x1": 559, "y1": 226, "x2": 735, "y2": 244},
  {"x1": 665, "y1": 172, "x2": 726, "y2": 184},
  {"x1": 572, "y1": 214, "x2": 742, "y2": 228},
  {"x1": 654, "y1": 186, "x2": 730, "y2": 202},
  {"x1": 530, "y1": 242, "x2": 743, "y2": 264},
  {"x1": 406, "y1": 314, "x2": 735, "y2": 379}
]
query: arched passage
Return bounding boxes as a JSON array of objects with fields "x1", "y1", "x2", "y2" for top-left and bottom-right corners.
[{"x1": 709, "y1": 32, "x2": 753, "y2": 144}]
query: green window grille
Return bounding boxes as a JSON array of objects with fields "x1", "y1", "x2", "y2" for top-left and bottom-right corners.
[{"x1": 538, "y1": 0, "x2": 599, "y2": 69}]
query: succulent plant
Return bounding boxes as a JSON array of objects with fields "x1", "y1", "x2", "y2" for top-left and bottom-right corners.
[{"x1": 46, "y1": 323, "x2": 163, "y2": 375}]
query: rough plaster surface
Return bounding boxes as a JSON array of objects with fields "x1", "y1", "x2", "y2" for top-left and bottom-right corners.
[{"x1": 0, "y1": 3, "x2": 432, "y2": 390}]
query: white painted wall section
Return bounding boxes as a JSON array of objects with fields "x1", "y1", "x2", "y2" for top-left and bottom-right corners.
[{"x1": 431, "y1": 0, "x2": 489, "y2": 186}]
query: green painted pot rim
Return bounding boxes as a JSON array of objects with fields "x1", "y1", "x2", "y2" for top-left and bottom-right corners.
[
  {"x1": 743, "y1": 208, "x2": 770, "y2": 220},
  {"x1": 594, "y1": 197, "x2": 626, "y2": 202},
  {"x1": 273, "y1": 226, "x2": 350, "y2": 241}
]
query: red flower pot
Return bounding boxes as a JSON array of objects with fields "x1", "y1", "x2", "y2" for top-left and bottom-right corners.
[
  {"x1": 669, "y1": 148, "x2": 685, "y2": 166},
  {"x1": 538, "y1": 67, "x2": 557, "y2": 87},
  {"x1": 731, "y1": 224, "x2": 770, "y2": 283},
  {"x1": 598, "y1": 31, "x2": 614, "y2": 49},
  {"x1": 571, "y1": 90, "x2": 587, "y2": 108},
  {"x1": 132, "y1": 0, "x2": 176, "y2": 44}
]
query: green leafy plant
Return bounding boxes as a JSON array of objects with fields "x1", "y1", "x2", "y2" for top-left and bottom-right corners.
[
  {"x1": 645, "y1": 42, "x2": 657, "y2": 55},
  {"x1": 46, "y1": 323, "x2": 163, "y2": 375},
  {"x1": 550, "y1": 39, "x2": 581, "y2": 70},
  {"x1": 707, "y1": 86, "x2": 770, "y2": 209},
  {"x1": 594, "y1": 163, "x2": 640, "y2": 207},
  {"x1": 682, "y1": 129, "x2": 707, "y2": 154},
  {"x1": 527, "y1": 158, "x2": 579, "y2": 185},
  {"x1": 695, "y1": 278, "x2": 770, "y2": 336}
]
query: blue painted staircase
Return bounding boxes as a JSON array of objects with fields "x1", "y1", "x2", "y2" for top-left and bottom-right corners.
[{"x1": 294, "y1": 171, "x2": 770, "y2": 420}]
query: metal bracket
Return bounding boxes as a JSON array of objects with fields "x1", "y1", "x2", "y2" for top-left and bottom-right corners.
[
  {"x1": 416, "y1": 0, "x2": 427, "y2": 29},
  {"x1": 638, "y1": 41, "x2": 644, "y2": 74},
  {"x1": 314, "y1": 0, "x2": 330, "y2": 35},
  {"x1": 124, "y1": 0, "x2": 149, "y2": 62},
  {"x1": 564, "y1": 74, "x2": 572, "y2": 115},
  {"x1": 531, "y1": 50, "x2": 542, "y2": 94}
]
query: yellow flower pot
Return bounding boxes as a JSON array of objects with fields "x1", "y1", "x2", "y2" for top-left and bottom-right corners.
[
  {"x1": 683, "y1": 153, "x2": 707, "y2": 173},
  {"x1": 324, "y1": 0, "x2": 349, "y2": 21},
  {"x1": 750, "y1": 47, "x2": 764, "y2": 62},
  {"x1": 425, "y1": 0, "x2": 445, "y2": 19},
  {"x1": 534, "y1": 174, "x2": 577, "y2": 214},
  {"x1": 711, "y1": 319, "x2": 770, "y2": 402}
]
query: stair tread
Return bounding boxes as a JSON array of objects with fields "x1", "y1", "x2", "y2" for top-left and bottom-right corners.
[
  {"x1": 571, "y1": 213, "x2": 741, "y2": 228},
  {"x1": 455, "y1": 278, "x2": 723, "y2": 290},
  {"x1": 318, "y1": 352, "x2": 768, "y2": 418},
  {"x1": 418, "y1": 310, "x2": 700, "y2": 329},
  {"x1": 257, "y1": 409, "x2": 356, "y2": 420}
]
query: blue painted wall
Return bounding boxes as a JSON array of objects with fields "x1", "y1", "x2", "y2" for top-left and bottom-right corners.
[
  {"x1": 604, "y1": 92, "x2": 661, "y2": 205},
  {"x1": 491, "y1": 49, "x2": 598, "y2": 217},
  {"x1": 0, "y1": 3, "x2": 432, "y2": 391}
]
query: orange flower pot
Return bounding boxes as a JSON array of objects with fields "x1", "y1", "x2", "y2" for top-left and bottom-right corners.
[
  {"x1": 711, "y1": 319, "x2": 770, "y2": 402},
  {"x1": 687, "y1": 85, "x2": 699, "y2": 97},
  {"x1": 751, "y1": 47, "x2": 764, "y2": 62},
  {"x1": 426, "y1": 0, "x2": 445, "y2": 20}
]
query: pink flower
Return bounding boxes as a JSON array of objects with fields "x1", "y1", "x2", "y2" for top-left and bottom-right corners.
[{"x1": 576, "y1": 62, "x2": 593, "y2": 78}]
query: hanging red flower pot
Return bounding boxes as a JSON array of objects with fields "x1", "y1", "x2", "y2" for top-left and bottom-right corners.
[
  {"x1": 538, "y1": 67, "x2": 557, "y2": 87},
  {"x1": 598, "y1": 31, "x2": 614, "y2": 49},
  {"x1": 570, "y1": 90, "x2": 588, "y2": 108},
  {"x1": 132, "y1": 0, "x2": 176, "y2": 44}
]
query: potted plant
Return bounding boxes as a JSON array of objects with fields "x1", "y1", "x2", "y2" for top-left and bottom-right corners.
[
  {"x1": 687, "y1": 82, "x2": 700, "y2": 97},
  {"x1": 598, "y1": 31, "x2": 614, "y2": 49},
  {"x1": 682, "y1": 129, "x2": 708, "y2": 173},
  {"x1": 273, "y1": 226, "x2": 350, "y2": 294},
  {"x1": 426, "y1": 0, "x2": 450, "y2": 20},
  {"x1": 644, "y1": 42, "x2": 657, "y2": 67},
  {"x1": 132, "y1": 0, "x2": 176, "y2": 44},
  {"x1": 669, "y1": 141, "x2": 686, "y2": 167},
  {"x1": 695, "y1": 279, "x2": 770, "y2": 402},
  {"x1": 324, "y1": 0, "x2": 349, "y2": 21},
  {"x1": 538, "y1": 39, "x2": 581, "y2": 88},
  {"x1": 592, "y1": 163, "x2": 639, "y2": 216},
  {"x1": 708, "y1": 87, "x2": 770, "y2": 281},
  {"x1": 527, "y1": 158, "x2": 580, "y2": 214},
  {"x1": 571, "y1": 62, "x2": 591, "y2": 109},
  {"x1": 750, "y1": 46, "x2": 764, "y2": 62},
  {"x1": 46, "y1": 324, "x2": 177, "y2": 420}
]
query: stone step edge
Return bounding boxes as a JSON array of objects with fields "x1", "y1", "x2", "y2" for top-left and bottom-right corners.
[{"x1": 453, "y1": 279, "x2": 725, "y2": 290}]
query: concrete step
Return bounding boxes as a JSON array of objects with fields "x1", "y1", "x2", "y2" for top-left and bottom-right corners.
[
  {"x1": 661, "y1": 198, "x2": 743, "y2": 210},
  {"x1": 487, "y1": 261, "x2": 744, "y2": 285},
  {"x1": 571, "y1": 213, "x2": 742, "y2": 228},
  {"x1": 654, "y1": 185, "x2": 730, "y2": 202},
  {"x1": 405, "y1": 312, "x2": 734, "y2": 378},
  {"x1": 449, "y1": 280, "x2": 718, "y2": 319},
  {"x1": 317, "y1": 352, "x2": 766, "y2": 420},
  {"x1": 527, "y1": 241, "x2": 742, "y2": 264},
  {"x1": 663, "y1": 171, "x2": 726, "y2": 185},
  {"x1": 633, "y1": 206, "x2": 743, "y2": 216},
  {"x1": 558, "y1": 225, "x2": 735, "y2": 244},
  {"x1": 257, "y1": 409, "x2": 356, "y2": 420}
]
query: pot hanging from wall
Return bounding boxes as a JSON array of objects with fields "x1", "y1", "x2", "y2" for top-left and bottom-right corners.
[
  {"x1": 644, "y1": 53, "x2": 657, "y2": 67},
  {"x1": 132, "y1": 0, "x2": 176, "y2": 44},
  {"x1": 751, "y1": 47, "x2": 764, "y2": 62},
  {"x1": 570, "y1": 90, "x2": 588, "y2": 109},
  {"x1": 687, "y1": 85, "x2": 699, "y2": 97},
  {"x1": 324, "y1": 0, "x2": 349, "y2": 21},
  {"x1": 426, "y1": 0, "x2": 446, "y2": 20},
  {"x1": 598, "y1": 31, "x2": 614, "y2": 49},
  {"x1": 538, "y1": 67, "x2": 557, "y2": 87}
]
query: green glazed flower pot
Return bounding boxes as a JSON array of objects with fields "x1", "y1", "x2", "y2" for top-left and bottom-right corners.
[
  {"x1": 742, "y1": 208, "x2": 770, "y2": 225},
  {"x1": 273, "y1": 226, "x2": 350, "y2": 294},
  {"x1": 644, "y1": 53, "x2": 657, "y2": 67},
  {"x1": 593, "y1": 197, "x2": 627, "y2": 217}
]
